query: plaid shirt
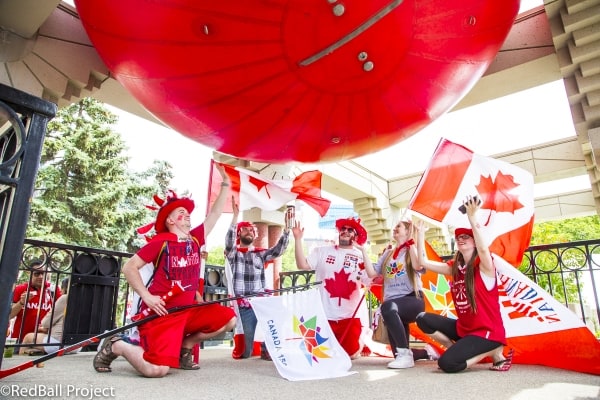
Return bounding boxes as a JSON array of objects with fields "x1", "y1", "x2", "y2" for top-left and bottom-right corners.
[{"x1": 225, "y1": 224, "x2": 290, "y2": 298}]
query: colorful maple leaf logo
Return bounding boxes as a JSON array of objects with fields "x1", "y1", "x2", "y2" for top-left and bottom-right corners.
[
  {"x1": 386, "y1": 261, "x2": 405, "y2": 278},
  {"x1": 422, "y1": 274, "x2": 456, "y2": 318},
  {"x1": 291, "y1": 315, "x2": 331, "y2": 365},
  {"x1": 324, "y1": 268, "x2": 357, "y2": 306},
  {"x1": 476, "y1": 171, "x2": 524, "y2": 223}
]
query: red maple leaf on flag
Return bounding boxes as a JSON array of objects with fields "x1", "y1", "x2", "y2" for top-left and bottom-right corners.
[
  {"x1": 248, "y1": 175, "x2": 271, "y2": 199},
  {"x1": 476, "y1": 171, "x2": 524, "y2": 215},
  {"x1": 324, "y1": 269, "x2": 357, "y2": 306}
]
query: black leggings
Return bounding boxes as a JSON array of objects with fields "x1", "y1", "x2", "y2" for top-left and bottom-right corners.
[
  {"x1": 415, "y1": 312, "x2": 503, "y2": 372},
  {"x1": 380, "y1": 293, "x2": 427, "y2": 359}
]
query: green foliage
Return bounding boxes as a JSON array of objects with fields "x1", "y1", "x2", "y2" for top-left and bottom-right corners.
[
  {"x1": 530, "y1": 215, "x2": 600, "y2": 245},
  {"x1": 280, "y1": 242, "x2": 299, "y2": 272},
  {"x1": 27, "y1": 98, "x2": 174, "y2": 252},
  {"x1": 525, "y1": 215, "x2": 600, "y2": 304},
  {"x1": 206, "y1": 245, "x2": 225, "y2": 267}
]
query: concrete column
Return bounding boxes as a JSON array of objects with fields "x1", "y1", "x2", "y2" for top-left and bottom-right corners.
[
  {"x1": 247, "y1": 221, "x2": 285, "y2": 289},
  {"x1": 253, "y1": 222, "x2": 272, "y2": 289},
  {"x1": 254, "y1": 222, "x2": 268, "y2": 248}
]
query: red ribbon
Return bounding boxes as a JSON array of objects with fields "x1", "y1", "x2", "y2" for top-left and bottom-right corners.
[{"x1": 392, "y1": 239, "x2": 414, "y2": 259}]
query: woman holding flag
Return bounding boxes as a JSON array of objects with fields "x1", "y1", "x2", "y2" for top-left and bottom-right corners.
[{"x1": 415, "y1": 195, "x2": 512, "y2": 373}]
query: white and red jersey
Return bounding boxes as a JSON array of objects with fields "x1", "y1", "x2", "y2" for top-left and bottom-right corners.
[{"x1": 307, "y1": 245, "x2": 365, "y2": 321}]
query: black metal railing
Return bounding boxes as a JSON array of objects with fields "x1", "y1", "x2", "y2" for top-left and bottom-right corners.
[
  {"x1": 0, "y1": 84, "x2": 57, "y2": 364},
  {"x1": 3, "y1": 239, "x2": 233, "y2": 360},
  {"x1": 521, "y1": 239, "x2": 600, "y2": 334},
  {"x1": 2, "y1": 238, "x2": 599, "y2": 368},
  {"x1": 9, "y1": 239, "x2": 132, "y2": 355},
  {"x1": 280, "y1": 240, "x2": 600, "y2": 337}
]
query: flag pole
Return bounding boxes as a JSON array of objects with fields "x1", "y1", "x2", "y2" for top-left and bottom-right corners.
[
  {"x1": 206, "y1": 158, "x2": 215, "y2": 217},
  {"x1": 0, "y1": 281, "x2": 322, "y2": 379},
  {"x1": 338, "y1": 290, "x2": 367, "y2": 345}
]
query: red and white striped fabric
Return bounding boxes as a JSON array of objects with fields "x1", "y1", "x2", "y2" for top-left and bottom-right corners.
[{"x1": 208, "y1": 161, "x2": 331, "y2": 217}]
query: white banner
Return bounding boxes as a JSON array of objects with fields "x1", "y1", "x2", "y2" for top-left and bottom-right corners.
[{"x1": 250, "y1": 288, "x2": 356, "y2": 381}]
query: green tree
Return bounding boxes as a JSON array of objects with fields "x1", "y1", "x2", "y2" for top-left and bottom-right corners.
[
  {"x1": 206, "y1": 245, "x2": 225, "y2": 267},
  {"x1": 27, "y1": 98, "x2": 172, "y2": 252},
  {"x1": 524, "y1": 215, "x2": 600, "y2": 304},
  {"x1": 530, "y1": 215, "x2": 600, "y2": 245},
  {"x1": 280, "y1": 243, "x2": 298, "y2": 272}
]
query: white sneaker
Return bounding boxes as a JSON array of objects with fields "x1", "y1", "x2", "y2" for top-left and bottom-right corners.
[
  {"x1": 387, "y1": 348, "x2": 414, "y2": 369},
  {"x1": 425, "y1": 344, "x2": 440, "y2": 361}
]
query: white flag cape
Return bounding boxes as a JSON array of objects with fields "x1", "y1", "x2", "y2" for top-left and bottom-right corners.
[{"x1": 250, "y1": 288, "x2": 356, "y2": 381}]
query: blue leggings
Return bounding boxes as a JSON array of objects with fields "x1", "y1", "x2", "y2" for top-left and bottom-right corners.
[{"x1": 415, "y1": 312, "x2": 503, "y2": 372}]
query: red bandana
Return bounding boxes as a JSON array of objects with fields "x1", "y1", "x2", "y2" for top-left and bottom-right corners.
[
  {"x1": 236, "y1": 246, "x2": 266, "y2": 253},
  {"x1": 392, "y1": 239, "x2": 414, "y2": 259}
]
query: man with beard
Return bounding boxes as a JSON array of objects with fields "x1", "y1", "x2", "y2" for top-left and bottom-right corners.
[
  {"x1": 293, "y1": 217, "x2": 372, "y2": 359},
  {"x1": 225, "y1": 198, "x2": 291, "y2": 361}
]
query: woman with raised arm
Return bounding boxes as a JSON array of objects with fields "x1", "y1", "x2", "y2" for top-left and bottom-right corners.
[
  {"x1": 415, "y1": 195, "x2": 512, "y2": 373},
  {"x1": 362, "y1": 220, "x2": 438, "y2": 369}
]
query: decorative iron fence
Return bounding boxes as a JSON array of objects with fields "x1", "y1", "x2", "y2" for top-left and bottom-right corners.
[
  {"x1": 281, "y1": 239, "x2": 600, "y2": 337},
  {"x1": 2, "y1": 237, "x2": 599, "y2": 365},
  {"x1": 520, "y1": 239, "x2": 600, "y2": 335}
]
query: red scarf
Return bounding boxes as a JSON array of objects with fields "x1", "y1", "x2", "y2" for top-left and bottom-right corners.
[
  {"x1": 392, "y1": 239, "x2": 414, "y2": 259},
  {"x1": 236, "y1": 246, "x2": 266, "y2": 253}
]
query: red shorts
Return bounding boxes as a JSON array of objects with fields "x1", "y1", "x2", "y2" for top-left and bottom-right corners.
[
  {"x1": 139, "y1": 303, "x2": 235, "y2": 368},
  {"x1": 329, "y1": 318, "x2": 361, "y2": 357}
]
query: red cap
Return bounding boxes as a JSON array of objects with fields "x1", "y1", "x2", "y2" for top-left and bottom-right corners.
[{"x1": 454, "y1": 228, "x2": 473, "y2": 239}]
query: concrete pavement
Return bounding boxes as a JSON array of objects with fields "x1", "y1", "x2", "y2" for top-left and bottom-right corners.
[{"x1": 1, "y1": 345, "x2": 599, "y2": 400}]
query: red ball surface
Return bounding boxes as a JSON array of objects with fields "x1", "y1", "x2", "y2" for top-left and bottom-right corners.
[{"x1": 75, "y1": 0, "x2": 519, "y2": 163}]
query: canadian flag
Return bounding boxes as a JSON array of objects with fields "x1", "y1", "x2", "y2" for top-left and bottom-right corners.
[
  {"x1": 409, "y1": 138, "x2": 534, "y2": 266},
  {"x1": 414, "y1": 247, "x2": 600, "y2": 375},
  {"x1": 208, "y1": 161, "x2": 331, "y2": 217},
  {"x1": 495, "y1": 256, "x2": 600, "y2": 375},
  {"x1": 408, "y1": 138, "x2": 600, "y2": 375}
]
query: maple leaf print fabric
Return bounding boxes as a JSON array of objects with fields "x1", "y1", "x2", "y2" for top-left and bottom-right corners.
[
  {"x1": 308, "y1": 246, "x2": 365, "y2": 321},
  {"x1": 408, "y1": 139, "x2": 600, "y2": 375},
  {"x1": 409, "y1": 138, "x2": 534, "y2": 266},
  {"x1": 207, "y1": 161, "x2": 331, "y2": 216}
]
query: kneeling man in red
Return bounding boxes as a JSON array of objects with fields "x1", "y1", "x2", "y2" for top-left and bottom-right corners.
[{"x1": 93, "y1": 164, "x2": 236, "y2": 377}]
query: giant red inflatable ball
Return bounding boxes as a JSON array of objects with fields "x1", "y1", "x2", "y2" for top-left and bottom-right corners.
[{"x1": 75, "y1": 0, "x2": 520, "y2": 163}]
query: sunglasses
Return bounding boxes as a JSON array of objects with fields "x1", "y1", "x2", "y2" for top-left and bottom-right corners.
[
  {"x1": 456, "y1": 234, "x2": 473, "y2": 240},
  {"x1": 339, "y1": 227, "x2": 355, "y2": 233}
]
